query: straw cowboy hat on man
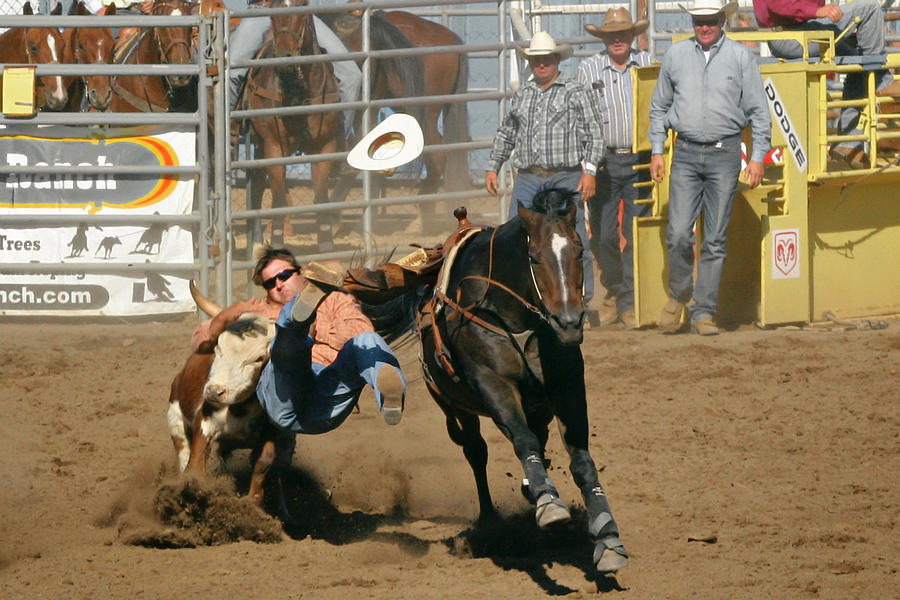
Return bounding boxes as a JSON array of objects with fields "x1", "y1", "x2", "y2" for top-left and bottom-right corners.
[{"x1": 585, "y1": 7, "x2": 649, "y2": 38}]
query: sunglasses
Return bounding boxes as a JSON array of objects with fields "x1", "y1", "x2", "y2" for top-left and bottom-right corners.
[
  {"x1": 262, "y1": 268, "x2": 298, "y2": 290},
  {"x1": 692, "y1": 16, "x2": 722, "y2": 26}
]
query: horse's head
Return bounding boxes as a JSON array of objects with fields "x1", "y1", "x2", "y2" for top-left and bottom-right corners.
[
  {"x1": 70, "y1": 1, "x2": 116, "y2": 111},
  {"x1": 150, "y1": 0, "x2": 195, "y2": 88},
  {"x1": 518, "y1": 189, "x2": 585, "y2": 345},
  {"x1": 270, "y1": 0, "x2": 315, "y2": 73},
  {"x1": 18, "y1": 4, "x2": 68, "y2": 111}
]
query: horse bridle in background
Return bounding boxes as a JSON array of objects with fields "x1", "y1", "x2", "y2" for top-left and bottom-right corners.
[
  {"x1": 271, "y1": 9, "x2": 313, "y2": 89},
  {"x1": 152, "y1": 0, "x2": 193, "y2": 72}
]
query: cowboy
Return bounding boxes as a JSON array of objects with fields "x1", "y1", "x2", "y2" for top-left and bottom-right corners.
[
  {"x1": 753, "y1": 0, "x2": 892, "y2": 168},
  {"x1": 577, "y1": 8, "x2": 653, "y2": 330},
  {"x1": 648, "y1": 0, "x2": 771, "y2": 335},
  {"x1": 485, "y1": 31, "x2": 605, "y2": 309}
]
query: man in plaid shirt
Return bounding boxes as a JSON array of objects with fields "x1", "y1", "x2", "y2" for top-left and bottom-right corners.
[{"x1": 485, "y1": 31, "x2": 605, "y2": 306}]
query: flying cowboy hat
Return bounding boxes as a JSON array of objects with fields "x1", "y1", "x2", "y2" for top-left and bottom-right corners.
[
  {"x1": 585, "y1": 7, "x2": 649, "y2": 37},
  {"x1": 346, "y1": 112, "x2": 425, "y2": 175},
  {"x1": 679, "y1": 0, "x2": 739, "y2": 17},
  {"x1": 516, "y1": 31, "x2": 574, "y2": 61}
]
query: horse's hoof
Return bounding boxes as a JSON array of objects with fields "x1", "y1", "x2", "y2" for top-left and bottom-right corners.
[
  {"x1": 535, "y1": 493, "x2": 571, "y2": 528},
  {"x1": 595, "y1": 548, "x2": 628, "y2": 573}
]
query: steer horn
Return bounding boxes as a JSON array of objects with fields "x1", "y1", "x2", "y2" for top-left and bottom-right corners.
[{"x1": 189, "y1": 280, "x2": 223, "y2": 317}]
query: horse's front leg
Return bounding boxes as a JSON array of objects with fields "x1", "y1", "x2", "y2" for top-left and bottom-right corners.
[
  {"x1": 549, "y1": 346, "x2": 628, "y2": 573},
  {"x1": 257, "y1": 118, "x2": 291, "y2": 239},
  {"x1": 478, "y1": 374, "x2": 571, "y2": 528}
]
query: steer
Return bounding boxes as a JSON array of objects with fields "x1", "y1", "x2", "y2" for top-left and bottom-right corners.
[{"x1": 166, "y1": 282, "x2": 295, "y2": 520}]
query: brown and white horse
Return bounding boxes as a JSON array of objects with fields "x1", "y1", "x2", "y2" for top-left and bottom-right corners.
[
  {"x1": 63, "y1": 2, "x2": 116, "y2": 111},
  {"x1": 0, "y1": 3, "x2": 67, "y2": 111}
]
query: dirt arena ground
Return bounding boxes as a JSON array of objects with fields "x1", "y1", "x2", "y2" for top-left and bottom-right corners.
[{"x1": 1, "y1": 309, "x2": 898, "y2": 599}]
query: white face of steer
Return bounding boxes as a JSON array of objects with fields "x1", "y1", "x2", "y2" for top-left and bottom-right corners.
[{"x1": 203, "y1": 315, "x2": 275, "y2": 405}]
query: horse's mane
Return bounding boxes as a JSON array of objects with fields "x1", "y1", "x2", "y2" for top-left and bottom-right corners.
[{"x1": 531, "y1": 187, "x2": 576, "y2": 218}]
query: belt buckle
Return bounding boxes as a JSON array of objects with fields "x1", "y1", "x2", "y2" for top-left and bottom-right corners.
[
  {"x1": 613, "y1": 148, "x2": 631, "y2": 155},
  {"x1": 715, "y1": 141, "x2": 723, "y2": 149}
]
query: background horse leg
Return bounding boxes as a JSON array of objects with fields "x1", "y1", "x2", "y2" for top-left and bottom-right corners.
[
  {"x1": 310, "y1": 133, "x2": 340, "y2": 251},
  {"x1": 257, "y1": 121, "x2": 291, "y2": 242}
]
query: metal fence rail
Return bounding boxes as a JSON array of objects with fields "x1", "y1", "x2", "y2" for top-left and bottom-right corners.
[{"x1": 0, "y1": 9, "x2": 217, "y2": 301}]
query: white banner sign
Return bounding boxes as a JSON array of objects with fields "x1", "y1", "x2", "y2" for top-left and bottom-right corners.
[{"x1": 0, "y1": 126, "x2": 196, "y2": 316}]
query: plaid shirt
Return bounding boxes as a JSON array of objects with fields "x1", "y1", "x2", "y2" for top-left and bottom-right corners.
[
  {"x1": 311, "y1": 292, "x2": 374, "y2": 366},
  {"x1": 487, "y1": 75, "x2": 605, "y2": 175}
]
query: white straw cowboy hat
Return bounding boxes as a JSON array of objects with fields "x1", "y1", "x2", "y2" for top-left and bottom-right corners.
[
  {"x1": 516, "y1": 31, "x2": 574, "y2": 61},
  {"x1": 680, "y1": 0, "x2": 738, "y2": 16},
  {"x1": 346, "y1": 112, "x2": 424, "y2": 174},
  {"x1": 585, "y1": 7, "x2": 649, "y2": 37}
]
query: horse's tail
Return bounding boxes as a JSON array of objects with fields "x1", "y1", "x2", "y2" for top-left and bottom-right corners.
[
  {"x1": 442, "y1": 50, "x2": 471, "y2": 190},
  {"x1": 359, "y1": 286, "x2": 426, "y2": 348},
  {"x1": 370, "y1": 11, "x2": 425, "y2": 117}
]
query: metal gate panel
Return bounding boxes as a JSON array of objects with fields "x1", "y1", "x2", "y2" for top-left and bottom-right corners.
[{"x1": 807, "y1": 176, "x2": 900, "y2": 320}]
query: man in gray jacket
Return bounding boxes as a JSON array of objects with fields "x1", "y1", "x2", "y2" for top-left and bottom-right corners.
[{"x1": 649, "y1": 0, "x2": 771, "y2": 335}]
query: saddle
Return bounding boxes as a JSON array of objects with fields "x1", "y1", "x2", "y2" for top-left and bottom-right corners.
[
  {"x1": 341, "y1": 207, "x2": 482, "y2": 304},
  {"x1": 113, "y1": 28, "x2": 144, "y2": 64}
]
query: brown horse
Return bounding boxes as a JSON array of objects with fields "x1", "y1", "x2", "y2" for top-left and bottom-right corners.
[
  {"x1": 63, "y1": 2, "x2": 117, "y2": 111},
  {"x1": 241, "y1": 0, "x2": 343, "y2": 244},
  {"x1": 326, "y1": 10, "x2": 470, "y2": 192},
  {"x1": 0, "y1": 3, "x2": 68, "y2": 111},
  {"x1": 379, "y1": 11, "x2": 470, "y2": 191},
  {"x1": 110, "y1": 0, "x2": 195, "y2": 112}
]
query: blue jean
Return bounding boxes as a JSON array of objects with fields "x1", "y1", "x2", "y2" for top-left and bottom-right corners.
[
  {"x1": 256, "y1": 298, "x2": 406, "y2": 434},
  {"x1": 666, "y1": 136, "x2": 741, "y2": 322},
  {"x1": 589, "y1": 152, "x2": 651, "y2": 312},
  {"x1": 229, "y1": 12, "x2": 361, "y2": 134},
  {"x1": 767, "y1": 0, "x2": 892, "y2": 152},
  {"x1": 508, "y1": 169, "x2": 595, "y2": 303}
]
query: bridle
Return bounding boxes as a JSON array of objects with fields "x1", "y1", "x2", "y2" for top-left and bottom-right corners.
[
  {"x1": 152, "y1": 0, "x2": 193, "y2": 69},
  {"x1": 272, "y1": 6, "x2": 313, "y2": 85}
]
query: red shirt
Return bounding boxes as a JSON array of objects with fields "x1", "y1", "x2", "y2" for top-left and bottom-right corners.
[{"x1": 753, "y1": 0, "x2": 824, "y2": 27}]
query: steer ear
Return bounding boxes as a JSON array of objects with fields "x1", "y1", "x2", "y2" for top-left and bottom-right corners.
[{"x1": 190, "y1": 280, "x2": 223, "y2": 317}]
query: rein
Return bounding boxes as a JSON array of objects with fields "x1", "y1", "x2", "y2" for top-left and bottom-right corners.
[
  {"x1": 275, "y1": 17, "x2": 337, "y2": 142},
  {"x1": 446, "y1": 228, "x2": 550, "y2": 334},
  {"x1": 110, "y1": 30, "x2": 167, "y2": 112},
  {"x1": 426, "y1": 227, "x2": 549, "y2": 383}
]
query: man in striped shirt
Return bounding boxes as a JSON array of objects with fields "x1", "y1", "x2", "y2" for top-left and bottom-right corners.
[
  {"x1": 485, "y1": 31, "x2": 605, "y2": 307},
  {"x1": 577, "y1": 8, "x2": 652, "y2": 330}
]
